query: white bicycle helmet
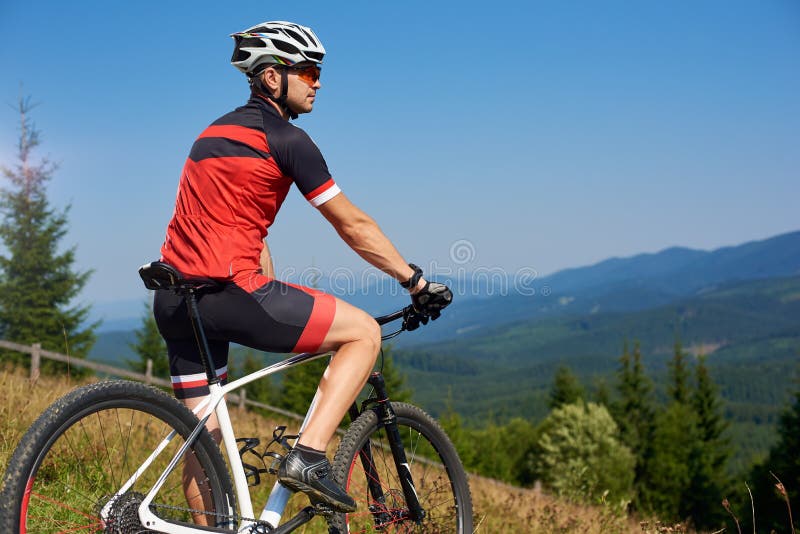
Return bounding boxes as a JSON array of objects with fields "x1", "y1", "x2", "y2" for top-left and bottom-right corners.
[{"x1": 231, "y1": 21, "x2": 325, "y2": 76}]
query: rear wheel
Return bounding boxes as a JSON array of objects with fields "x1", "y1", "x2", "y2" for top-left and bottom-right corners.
[
  {"x1": 329, "y1": 402, "x2": 472, "y2": 533},
  {"x1": 0, "y1": 380, "x2": 236, "y2": 532}
]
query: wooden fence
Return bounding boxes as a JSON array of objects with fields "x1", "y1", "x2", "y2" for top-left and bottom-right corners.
[{"x1": 0, "y1": 339, "x2": 307, "y2": 423}]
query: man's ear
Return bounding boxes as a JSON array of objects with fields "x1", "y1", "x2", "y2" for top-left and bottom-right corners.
[{"x1": 261, "y1": 67, "x2": 281, "y2": 94}]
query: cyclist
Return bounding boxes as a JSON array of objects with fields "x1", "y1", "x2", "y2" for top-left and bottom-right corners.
[{"x1": 153, "y1": 21, "x2": 452, "y2": 520}]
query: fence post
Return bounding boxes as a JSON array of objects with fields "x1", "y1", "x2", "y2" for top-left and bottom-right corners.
[
  {"x1": 145, "y1": 359, "x2": 153, "y2": 384},
  {"x1": 238, "y1": 388, "x2": 247, "y2": 411},
  {"x1": 30, "y1": 343, "x2": 41, "y2": 382}
]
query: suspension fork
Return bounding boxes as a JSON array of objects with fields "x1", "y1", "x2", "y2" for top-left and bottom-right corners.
[{"x1": 349, "y1": 372, "x2": 425, "y2": 523}]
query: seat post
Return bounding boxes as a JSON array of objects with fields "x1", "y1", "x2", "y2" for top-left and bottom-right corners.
[{"x1": 184, "y1": 289, "x2": 220, "y2": 386}]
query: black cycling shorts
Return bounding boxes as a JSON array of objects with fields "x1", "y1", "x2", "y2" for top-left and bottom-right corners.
[{"x1": 153, "y1": 276, "x2": 336, "y2": 399}]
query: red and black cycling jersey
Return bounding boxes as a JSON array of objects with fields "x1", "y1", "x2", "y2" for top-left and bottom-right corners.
[
  {"x1": 160, "y1": 93, "x2": 341, "y2": 284},
  {"x1": 155, "y1": 94, "x2": 340, "y2": 398}
]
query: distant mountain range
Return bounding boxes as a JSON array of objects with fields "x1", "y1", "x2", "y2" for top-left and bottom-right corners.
[
  {"x1": 388, "y1": 229, "x2": 800, "y2": 346},
  {"x1": 543, "y1": 230, "x2": 800, "y2": 296}
]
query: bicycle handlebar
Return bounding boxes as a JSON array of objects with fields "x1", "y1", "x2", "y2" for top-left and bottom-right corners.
[
  {"x1": 374, "y1": 306, "x2": 411, "y2": 326},
  {"x1": 375, "y1": 305, "x2": 438, "y2": 341}
]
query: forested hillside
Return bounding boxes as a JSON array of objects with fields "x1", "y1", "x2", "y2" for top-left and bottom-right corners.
[
  {"x1": 394, "y1": 276, "x2": 800, "y2": 471},
  {"x1": 399, "y1": 276, "x2": 799, "y2": 411}
]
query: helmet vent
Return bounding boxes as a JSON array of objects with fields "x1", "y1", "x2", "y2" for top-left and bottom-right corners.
[
  {"x1": 298, "y1": 28, "x2": 318, "y2": 46},
  {"x1": 232, "y1": 49, "x2": 252, "y2": 62},
  {"x1": 241, "y1": 37, "x2": 267, "y2": 48},
  {"x1": 305, "y1": 51, "x2": 324, "y2": 61},
  {"x1": 272, "y1": 39, "x2": 300, "y2": 55},
  {"x1": 283, "y1": 28, "x2": 308, "y2": 46},
  {"x1": 249, "y1": 26, "x2": 278, "y2": 34}
]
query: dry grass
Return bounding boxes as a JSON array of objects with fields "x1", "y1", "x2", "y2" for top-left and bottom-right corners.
[{"x1": 0, "y1": 365, "x2": 677, "y2": 533}]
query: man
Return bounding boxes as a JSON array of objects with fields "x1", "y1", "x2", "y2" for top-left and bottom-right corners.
[{"x1": 153, "y1": 21, "x2": 452, "y2": 518}]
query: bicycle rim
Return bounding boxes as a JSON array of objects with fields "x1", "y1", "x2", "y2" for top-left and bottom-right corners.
[
  {"x1": 331, "y1": 403, "x2": 472, "y2": 533},
  {"x1": 3, "y1": 381, "x2": 235, "y2": 533}
]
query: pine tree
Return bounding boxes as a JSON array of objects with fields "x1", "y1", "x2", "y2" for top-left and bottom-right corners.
[
  {"x1": 668, "y1": 338, "x2": 690, "y2": 405},
  {"x1": 749, "y1": 369, "x2": 800, "y2": 532},
  {"x1": 0, "y1": 95, "x2": 96, "y2": 372},
  {"x1": 692, "y1": 356, "x2": 727, "y2": 449},
  {"x1": 548, "y1": 365, "x2": 585, "y2": 409},
  {"x1": 126, "y1": 300, "x2": 168, "y2": 378},
  {"x1": 686, "y1": 355, "x2": 730, "y2": 529},
  {"x1": 613, "y1": 340, "x2": 655, "y2": 499},
  {"x1": 639, "y1": 338, "x2": 697, "y2": 520},
  {"x1": 639, "y1": 352, "x2": 730, "y2": 528},
  {"x1": 639, "y1": 402, "x2": 700, "y2": 519}
]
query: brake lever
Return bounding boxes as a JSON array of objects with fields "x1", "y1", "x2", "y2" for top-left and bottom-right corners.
[{"x1": 402, "y1": 307, "x2": 429, "y2": 332}]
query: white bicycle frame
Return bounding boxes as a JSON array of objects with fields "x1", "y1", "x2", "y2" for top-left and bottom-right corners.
[{"x1": 102, "y1": 350, "x2": 333, "y2": 533}]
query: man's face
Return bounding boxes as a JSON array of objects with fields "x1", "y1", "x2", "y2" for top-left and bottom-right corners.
[
  {"x1": 285, "y1": 64, "x2": 321, "y2": 115},
  {"x1": 261, "y1": 63, "x2": 321, "y2": 116}
]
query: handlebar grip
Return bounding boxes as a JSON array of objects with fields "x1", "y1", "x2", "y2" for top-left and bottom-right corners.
[{"x1": 374, "y1": 306, "x2": 413, "y2": 326}]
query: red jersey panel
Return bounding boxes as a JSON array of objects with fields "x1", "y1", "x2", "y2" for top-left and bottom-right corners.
[{"x1": 161, "y1": 95, "x2": 341, "y2": 281}]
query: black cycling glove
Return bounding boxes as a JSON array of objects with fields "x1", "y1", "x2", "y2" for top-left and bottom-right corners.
[{"x1": 411, "y1": 280, "x2": 453, "y2": 320}]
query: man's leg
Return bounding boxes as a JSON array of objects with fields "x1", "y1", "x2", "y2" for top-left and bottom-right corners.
[
  {"x1": 294, "y1": 297, "x2": 381, "y2": 451},
  {"x1": 275, "y1": 297, "x2": 380, "y2": 511},
  {"x1": 155, "y1": 289, "x2": 233, "y2": 526},
  {"x1": 163, "y1": 338, "x2": 229, "y2": 527},
  {"x1": 180, "y1": 396, "x2": 222, "y2": 526}
]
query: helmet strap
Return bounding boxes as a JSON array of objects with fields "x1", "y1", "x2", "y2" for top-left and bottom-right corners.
[{"x1": 250, "y1": 66, "x2": 298, "y2": 120}]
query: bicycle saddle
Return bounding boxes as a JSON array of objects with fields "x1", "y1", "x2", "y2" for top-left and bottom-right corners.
[{"x1": 138, "y1": 261, "x2": 222, "y2": 293}]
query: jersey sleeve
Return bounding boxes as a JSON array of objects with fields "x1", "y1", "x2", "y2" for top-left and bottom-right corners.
[{"x1": 270, "y1": 126, "x2": 342, "y2": 207}]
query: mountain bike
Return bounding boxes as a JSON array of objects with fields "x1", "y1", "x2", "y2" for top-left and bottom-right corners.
[{"x1": 0, "y1": 261, "x2": 473, "y2": 533}]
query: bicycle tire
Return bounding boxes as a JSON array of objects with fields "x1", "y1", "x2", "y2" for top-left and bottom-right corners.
[
  {"x1": 328, "y1": 402, "x2": 473, "y2": 533},
  {"x1": 0, "y1": 380, "x2": 237, "y2": 533}
]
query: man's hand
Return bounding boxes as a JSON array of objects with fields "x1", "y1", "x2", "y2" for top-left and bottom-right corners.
[{"x1": 411, "y1": 281, "x2": 453, "y2": 320}]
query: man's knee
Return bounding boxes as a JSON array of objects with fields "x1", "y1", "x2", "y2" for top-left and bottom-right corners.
[
  {"x1": 357, "y1": 313, "x2": 382, "y2": 355},
  {"x1": 341, "y1": 305, "x2": 381, "y2": 347}
]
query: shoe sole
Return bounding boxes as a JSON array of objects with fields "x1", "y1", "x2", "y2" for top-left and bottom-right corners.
[{"x1": 278, "y1": 476, "x2": 357, "y2": 513}]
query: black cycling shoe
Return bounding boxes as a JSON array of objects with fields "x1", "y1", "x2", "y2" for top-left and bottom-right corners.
[{"x1": 277, "y1": 449, "x2": 357, "y2": 513}]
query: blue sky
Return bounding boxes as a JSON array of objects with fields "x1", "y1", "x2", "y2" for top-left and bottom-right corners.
[{"x1": 0, "y1": 1, "x2": 798, "y2": 314}]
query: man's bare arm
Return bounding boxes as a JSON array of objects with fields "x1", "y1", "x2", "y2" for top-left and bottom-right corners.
[{"x1": 317, "y1": 193, "x2": 424, "y2": 291}]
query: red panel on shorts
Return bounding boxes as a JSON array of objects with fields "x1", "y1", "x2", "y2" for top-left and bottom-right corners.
[{"x1": 292, "y1": 292, "x2": 336, "y2": 353}]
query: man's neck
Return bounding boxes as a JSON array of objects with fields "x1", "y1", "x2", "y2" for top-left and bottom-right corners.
[
  {"x1": 253, "y1": 92, "x2": 290, "y2": 121},
  {"x1": 267, "y1": 98, "x2": 290, "y2": 120}
]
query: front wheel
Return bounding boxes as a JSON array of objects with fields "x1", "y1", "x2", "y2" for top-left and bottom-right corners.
[
  {"x1": 0, "y1": 380, "x2": 237, "y2": 532},
  {"x1": 329, "y1": 402, "x2": 472, "y2": 533}
]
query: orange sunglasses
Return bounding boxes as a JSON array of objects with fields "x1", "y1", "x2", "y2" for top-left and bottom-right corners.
[{"x1": 287, "y1": 64, "x2": 321, "y2": 86}]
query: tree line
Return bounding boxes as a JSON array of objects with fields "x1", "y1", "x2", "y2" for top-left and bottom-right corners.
[{"x1": 438, "y1": 340, "x2": 799, "y2": 532}]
